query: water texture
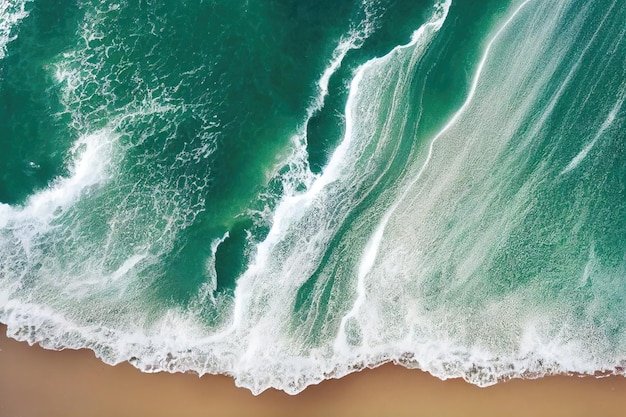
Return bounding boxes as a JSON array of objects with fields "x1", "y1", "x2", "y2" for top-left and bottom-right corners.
[{"x1": 0, "y1": 0, "x2": 624, "y2": 394}]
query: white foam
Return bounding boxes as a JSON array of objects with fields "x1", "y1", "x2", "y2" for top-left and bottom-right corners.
[
  {"x1": 2, "y1": 0, "x2": 625, "y2": 397},
  {"x1": 334, "y1": 0, "x2": 464, "y2": 350},
  {"x1": 11, "y1": 129, "x2": 117, "y2": 221},
  {"x1": 236, "y1": 1, "x2": 452, "y2": 339},
  {"x1": 270, "y1": 0, "x2": 381, "y2": 203},
  {"x1": 109, "y1": 254, "x2": 148, "y2": 282},
  {"x1": 230, "y1": 2, "x2": 384, "y2": 330},
  {"x1": 353, "y1": 0, "x2": 533, "y2": 284},
  {"x1": 1, "y1": 0, "x2": 186, "y2": 320},
  {"x1": 0, "y1": 0, "x2": 31, "y2": 60},
  {"x1": 309, "y1": 0, "x2": 378, "y2": 119},
  {"x1": 338, "y1": 0, "x2": 626, "y2": 391},
  {"x1": 0, "y1": 128, "x2": 120, "y2": 273}
]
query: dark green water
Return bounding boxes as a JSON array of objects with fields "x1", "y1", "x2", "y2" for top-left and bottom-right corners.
[{"x1": 0, "y1": 0, "x2": 625, "y2": 394}]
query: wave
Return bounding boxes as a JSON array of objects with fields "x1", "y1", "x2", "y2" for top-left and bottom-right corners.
[
  {"x1": 1, "y1": 0, "x2": 625, "y2": 395},
  {"x1": 248, "y1": 0, "x2": 381, "y2": 224}
]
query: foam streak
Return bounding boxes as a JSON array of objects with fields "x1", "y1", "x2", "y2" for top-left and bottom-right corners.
[{"x1": 354, "y1": 0, "x2": 534, "y2": 282}]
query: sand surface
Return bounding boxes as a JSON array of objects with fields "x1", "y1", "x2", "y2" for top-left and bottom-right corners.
[{"x1": 1, "y1": 326, "x2": 625, "y2": 417}]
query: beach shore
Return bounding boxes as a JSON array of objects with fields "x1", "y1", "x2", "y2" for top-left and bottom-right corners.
[{"x1": 1, "y1": 326, "x2": 625, "y2": 417}]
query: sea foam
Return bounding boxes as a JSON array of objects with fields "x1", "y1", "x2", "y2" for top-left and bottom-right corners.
[
  {"x1": 0, "y1": 0, "x2": 31, "y2": 60},
  {"x1": 1, "y1": 0, "x2": 625, "y2": 395}
]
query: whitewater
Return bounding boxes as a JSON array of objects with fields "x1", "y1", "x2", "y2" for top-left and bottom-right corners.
[{"x1": 1, "y1": 0, "x2": 625, "y2": 394}]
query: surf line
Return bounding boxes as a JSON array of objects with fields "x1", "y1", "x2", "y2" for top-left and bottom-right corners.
[
  {"x1": 340, "y1": 0, "x2": 536, "y2": 337},
  {"x1": 332, "y1": 0, "x2": 454, "y2": 352},
  {"x1": 212, "y1": 1, "x2": 455, "y2": 345},
  {"x1": 278, "y1": 2, "x2": 379, "y2": 199},
  {"x1": 194, "y1": 7, "x2": 379, "y2": 343}
]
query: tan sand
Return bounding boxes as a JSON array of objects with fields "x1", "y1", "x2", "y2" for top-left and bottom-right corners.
[{"x1": 1, "y1": 326, "x2": 625, "y2": 417}]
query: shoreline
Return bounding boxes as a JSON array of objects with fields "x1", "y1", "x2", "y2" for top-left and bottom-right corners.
[{"x1": 1, "y1": 326, "x2": 626, "y2": 417}]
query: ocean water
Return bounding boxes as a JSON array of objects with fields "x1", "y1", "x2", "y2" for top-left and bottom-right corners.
[{"x1": 0, "y1": 0, "x2": 625, "y2": 394}]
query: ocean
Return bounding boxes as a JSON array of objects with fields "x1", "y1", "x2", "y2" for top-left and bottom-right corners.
[{"x1": 0, "y1": 0, "x2": 624, "y2": 394}]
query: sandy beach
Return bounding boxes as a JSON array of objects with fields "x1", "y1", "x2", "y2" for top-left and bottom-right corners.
[{"x1": 0, "y1": 326, "x2": 624, "y2": 417}]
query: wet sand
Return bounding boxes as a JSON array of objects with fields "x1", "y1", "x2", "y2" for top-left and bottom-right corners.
[{"x1": 1, "y1": 327, "x2": 625, "y2": 417}]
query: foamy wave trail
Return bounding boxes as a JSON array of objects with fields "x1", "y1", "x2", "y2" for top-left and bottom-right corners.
[
  {"x1": 2, "y1": 1, "x2": 205, "y2": 339},
  {"x1": 248, "y1": 0, "x2": 380, "y2": 226},
  {"x1": 223, "y1": 0, "x2": 453, "y2": 393},
  {"x1": 1, "y1": 0, "x2": 220, "y2": 367},
  {"x1": 1, "y1": 0, "x2": 626, "y2": 395},
  {"x1": 350, "y1": 0, "x2": 626, "y2": 385}
]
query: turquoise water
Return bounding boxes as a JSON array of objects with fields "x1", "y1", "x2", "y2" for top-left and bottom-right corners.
[{"x1": 1, "y1": 0, "x2": 625, "y2": 394}]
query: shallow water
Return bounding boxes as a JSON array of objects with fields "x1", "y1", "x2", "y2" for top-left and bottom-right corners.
[{"x1": 1, "y1": 0, "x2": 624, "y2": 394}]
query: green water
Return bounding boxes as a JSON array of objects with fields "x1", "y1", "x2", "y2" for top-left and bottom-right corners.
[{"x1": 0, "y1": 0, "x2": 625, "y2": 394}]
